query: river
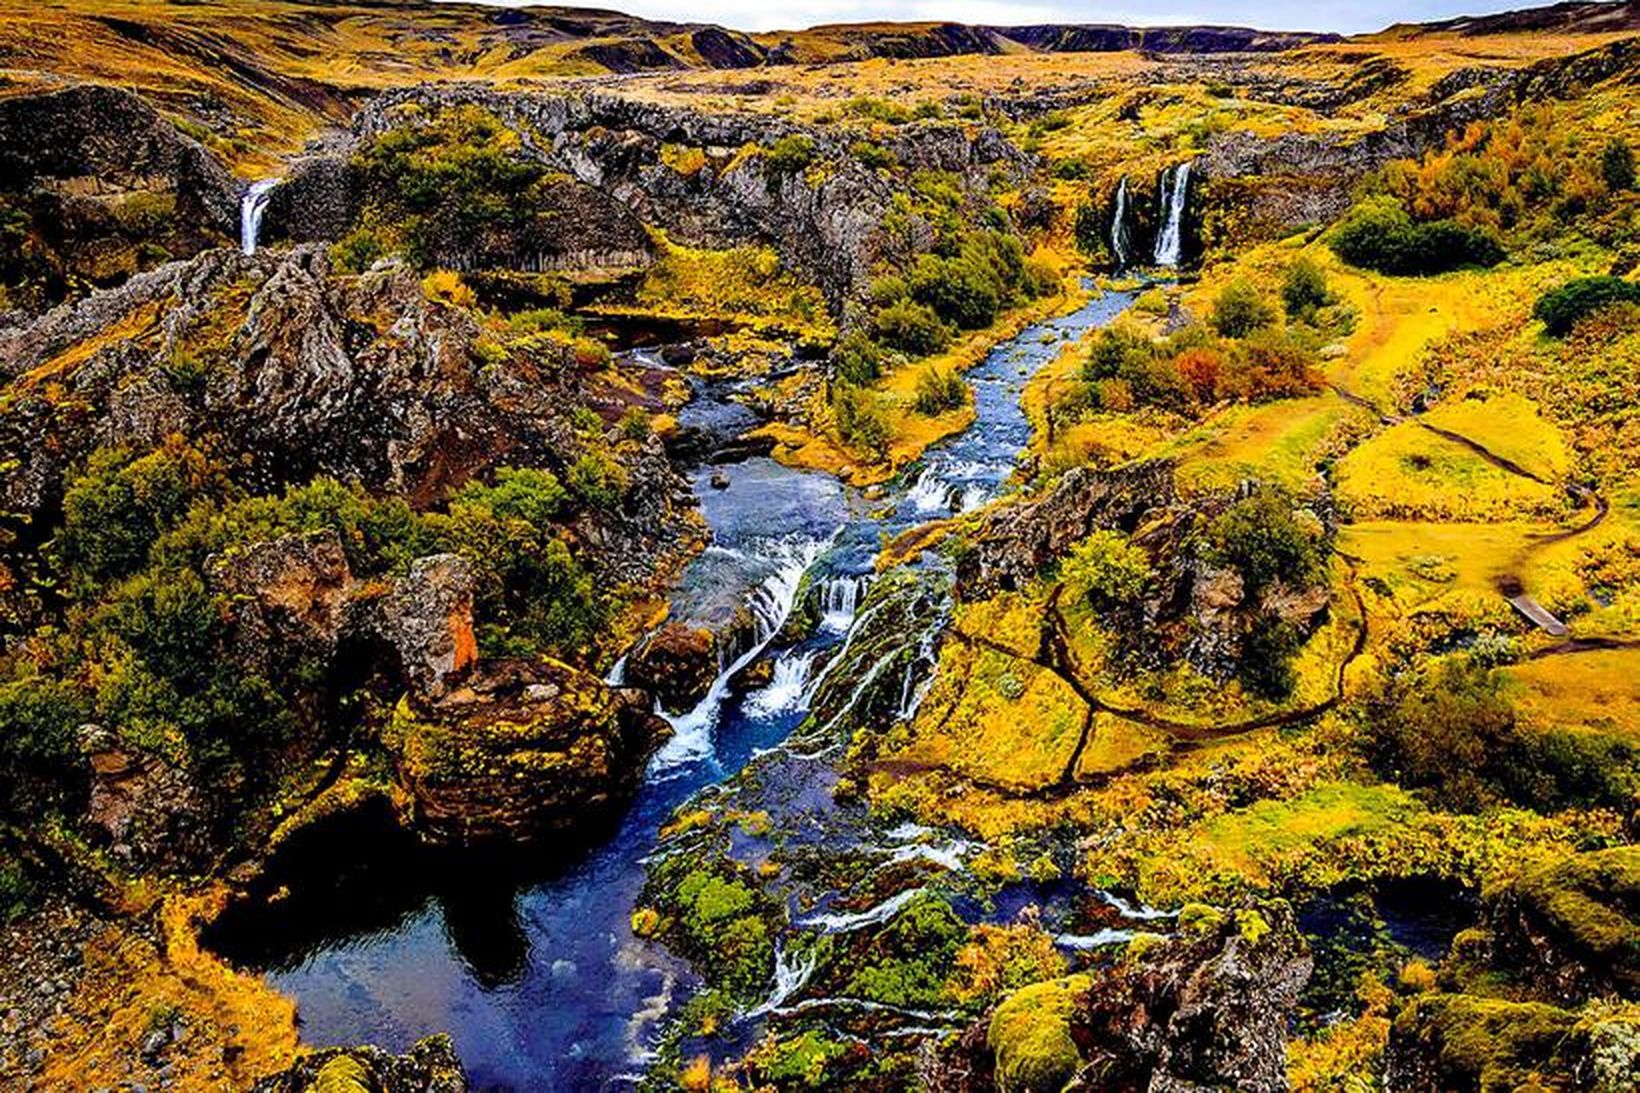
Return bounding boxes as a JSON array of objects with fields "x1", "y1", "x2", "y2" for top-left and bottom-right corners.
[{"x1": 233, "y1": 289, "x2": 1135, "y2": 1089}]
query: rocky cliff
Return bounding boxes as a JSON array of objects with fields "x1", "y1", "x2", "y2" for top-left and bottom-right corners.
[{"x1": 0, "y1": 85, "x2": 238, "y2": 311}]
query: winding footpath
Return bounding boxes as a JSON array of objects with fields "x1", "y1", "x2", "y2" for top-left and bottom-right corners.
[{"x1": 867, "y1": 364, "x2": 1621, "y2": 803}]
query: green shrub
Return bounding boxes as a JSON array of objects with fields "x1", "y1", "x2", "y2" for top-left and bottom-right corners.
[
  {"x1": 565, "y1": 451, "x2": 628, "y2": 509},
  {"x1": 55, "y1": 438, "x2": 230, "y2": 598},
  {"x1": 1281, "y1": 257, "x2": 1332, "y2": 321},
  {"x1": 832, "y1": 383, "x2": 890, "y2": 457},
  {"x1": 850, "y1": 141, "x2": 896, "y2": 170},
  {"x1": 1602, "y1": 137, "x2": 1635, "y2": 192},
  {"x1": 1061, "y1": 530, "x2": 1153, "y2": 612},
  {"x1": 1360, "y1": 658, "x2": 1637, "y2": 813},
  {"x1": 833, "y1": 330, "x2": 886, "y2": 384},
  {"x1": 0, "y1": 675, "x2": 91, "y2": 819},
  {"x1": 764, "y1": 134, "x2": 816, "y2": 177},
  {"x1": 912, "y1": 367, "x2": 967, "y2": 415},
  {"x1": 1210, "y1": 278, "x2": 1277, "y2": 337},
  {"x1": 1207, "y1": 490, "x2": 1328, "y2": 594},
  {"x1": 1329, "y1": 198, "x2": 1504, "y2": 275},
  {"x1": 1240, "y1": 617, "x2": 1303, "y2": 700},
  {"x1": 872, "y1": 298, "x2": 949, "y2": 357},
  {"x1": 1533, "y1": 276, "x2": 1640, "y2": 337}
]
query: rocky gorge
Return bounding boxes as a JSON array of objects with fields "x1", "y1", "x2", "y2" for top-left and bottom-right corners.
[{"x1": 1, "y1": 1, "x2": 1639, "y2": 1091}]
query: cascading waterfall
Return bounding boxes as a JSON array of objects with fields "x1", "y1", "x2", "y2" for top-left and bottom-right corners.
[
  {"x1": 906, "y1": 466, "x2": 957, "y2": 514},
  {"x1": 1109, "y1": 176, "x2": 1133, "y2": 269},
  {"x1": 744, "y1": 649, "x2": 819, "y2": 718},
  {"x1": 744, "y1": 943, "x2": 820, "y2": 1019},
  {"x1": 651, "y1": 537, "x2": 827, "y2": 769},
  {"x1": 819, "y1": 574, "x2": 871, "y2": 632},
  {"x1": 1152, "y1": 161, "x2": 1193, "y2": 268},
  {"x1": 802, "y1": 886, "x2": 928, "y2": 933},
  {"x1": 240, "y1": 179, "x2": 280, "y2": 256}
]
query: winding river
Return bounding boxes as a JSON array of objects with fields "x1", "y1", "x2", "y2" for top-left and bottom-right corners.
[{"x1": 237, "y1": 289, "x2": 1135, "y2": 1089}]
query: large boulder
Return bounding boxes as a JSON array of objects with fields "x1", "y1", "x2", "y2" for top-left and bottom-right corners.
[
  {"x1": 81, "y1": 726, "x2": 214, "y2": 873},
  {"x1": 210, "y1": 530, "x2": 353, "y2": 677},
  {"x1": 386, "y1": 658, "x2": 671, "y2": 846},
  {"x1": 376, "y1": 554, "x2": 480, "y2": 701},
  {"x1": 625, "y1": 621, "x2": 718, "y2": 714},
  {"x1": 956, "y1": 460, "x2": 1177, "y2": 600},
  {"x1": 1483, "y1": 846, "x2": 1639, "y2": 1004}
]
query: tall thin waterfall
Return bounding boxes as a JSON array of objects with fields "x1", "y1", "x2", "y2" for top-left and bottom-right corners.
[
  {"x1": 1152, "y1": 161, "x2": 1192, "y2": 267},
  {"x1": 1109, "y1": 177, "x2": 1133, "y2": 269},
  {"x1": 240, "y1": 179, "x2": 280, "y2": 256}
]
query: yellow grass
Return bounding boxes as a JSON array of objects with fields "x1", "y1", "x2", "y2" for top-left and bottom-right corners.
[
  {"x1": 1334, "y1": 422, "x2": 1565, "y2": 522},
  {"x1": 1507, "y1": 648, "x2": 1640, "y2": 743}
]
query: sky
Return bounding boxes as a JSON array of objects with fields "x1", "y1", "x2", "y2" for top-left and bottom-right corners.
[{"x1": 470, "y1": 0, "x2": 1552, "y2": 35}]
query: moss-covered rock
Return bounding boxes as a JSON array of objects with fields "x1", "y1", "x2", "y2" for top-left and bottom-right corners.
[
  {"x1": 1385, "y1": 993, "x2": 1576, "y2": 1093},
  {"x1": 385, "y1": 657, "x2": 670, "y2": 846},
  {"x1": 253, "y1": 1034, "x2": 467, "y2": 1092},
  {"x1": 1487, "y1": 846, "x2": 1639, "y2": 1003},
  {"x1": 988, "y1": 975, "x2": 1091, "y2": 1093}
]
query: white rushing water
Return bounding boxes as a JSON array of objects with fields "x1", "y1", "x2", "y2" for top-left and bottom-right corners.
[
  {"x1": 1109, "y1": 176, "x2": 1132, "y2": 269},
  {"x1": 1152, "y1": 161, "x2": 1193, "y2": 267},
  {"x1": 802, "y1": 886, "x2": 928, "y2": 933},
  {"x1": 818, "y1": 574, "x2": 871, "y2": 633},
  {"x1": 744, "y1": 942, "x2": 820, "y2": 1019},
  {"x1": 743, "y1": 649, "x2": 819, "y2": 718},
  {"x1": 651, "y1": 536, "x2": 827, "y2": 770},
  {"x1": 240, "y1": 179, "x2": 280, "y2": 256}
]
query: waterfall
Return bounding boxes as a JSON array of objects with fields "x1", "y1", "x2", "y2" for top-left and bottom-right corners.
[
  {"x1": 744, "y1": 649, "x2": 818, "y2": 718},
  {"x1": 1109, "y1": 177, "x2": 1133, "y2": 269},
  {"x1": 802, "y1": 887, "x2": 926, "y2": 933},
  {"x1": 819, "y1": 574, "x2": 871, "y2": 633},
  {"x1": 744, "y1": 943, "x2": 819, "y2": 1019},
  {"x1": 1152, "y1": 161, "x2": 1193, "y2": 268},
  {"x1": 240, "y1": 179, "x2": 280, "y2": 256},
  {"x1": 651, "y1": 536, "x2": 827, "y2": 770}
]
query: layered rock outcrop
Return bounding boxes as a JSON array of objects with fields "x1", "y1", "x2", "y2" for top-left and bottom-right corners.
[
  {"x1": 957, "y1": 462, "x2": 1333, "y2": 684},
  {"x1": 386, "y1": 657, "x2": 670, "y2": 846},
  {"x1": 0, "y1": 245, "x2": 698, "y2": 585},
  {"x1": 0, "y1": 85, "x2": 237, "y2": 308},
  {"x1": 332, "y1": 87, "x2": 1029, "y2": 305}
]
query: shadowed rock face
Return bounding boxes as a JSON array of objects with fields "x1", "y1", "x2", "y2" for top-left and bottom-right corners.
[
  {"x1": 0, "y1": 85, "x2": 238, "y2": 308},
  {"x1": 928, "y1": 900, "x2": 1311, "y2": 1093}
]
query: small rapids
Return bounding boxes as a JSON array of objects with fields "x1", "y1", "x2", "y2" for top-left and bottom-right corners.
[
  {"x1": 743, "y1": 649, "x2": 819, "y2": 718},
  {"x1": 653, "y1": 536, "x2": 829, "y2": 770}
]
